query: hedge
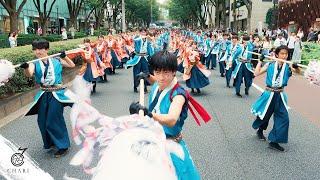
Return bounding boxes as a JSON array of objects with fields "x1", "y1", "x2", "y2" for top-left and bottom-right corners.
[
  {"x1": 302, "y1": 42, "x2": 320, "y2": 64},
  {"x1": 0, "y1": 36, "x2": 97, "y2": 99},
  {"x1": 0, "y1": 32, "x2": 88, "y2": 48}
]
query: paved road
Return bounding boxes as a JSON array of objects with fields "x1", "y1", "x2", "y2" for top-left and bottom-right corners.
[{"x1": 1, "y1": 67, "x2": 320, "y2": 180}]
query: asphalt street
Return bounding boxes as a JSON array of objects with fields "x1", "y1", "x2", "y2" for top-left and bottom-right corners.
[{"x1": 1, "y1": 67, "x2": 320, "y2": 180}]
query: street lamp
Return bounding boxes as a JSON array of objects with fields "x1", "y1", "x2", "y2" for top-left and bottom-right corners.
[
  {"x1": 56, "y1": 5, "x2": 59, "y2": 34},
  {"x1": 122, "y1": 0, "x2": 126, "y2": 32}
]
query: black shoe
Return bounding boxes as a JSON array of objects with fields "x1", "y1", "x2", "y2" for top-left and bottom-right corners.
[
  {"x1": 191, "y1": 88, "x2": 195, "y2": 94},
  {"x1": 236, "y1": 93, "x2": 242, "y2": 98},
  {"x1": 54, "y1": 148, "x2": 68, "y2": 158},
  {"x1": 245, "y1": 88, "x2": 249, "y2": 95},
  {"x1": 144, "y1": 88, "x2": 148, "y2": 94},
  {"x1": 221, "y1": 74, "x2": 225, "y2": 77},
  {"x1": 134, "y1": 88, "x2": 138, "y2": 93},
  {"x1": 268, "y1": 142, "x2": 285, "y2": 152},
  {"x1": 257, "y1": 129, "x2": 266, "y2": 141},
  {"x1": 196, "y1": 88, "x2": 201, "y2": 94},
  {"x1": 211, "y1": 67, "x2": 215, "y2": 70},
  {"x1": 226, "y1": 85, "x2": 231, "y2": 88}
]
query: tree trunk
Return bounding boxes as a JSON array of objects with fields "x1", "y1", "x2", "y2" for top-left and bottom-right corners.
[
  {"x1": 221, "y1": 2, "x2": 227, "y2": 28},
  {"x1": 233, "y1": 0, "x2": 237, "y2": 32},
  {"x1": 70, "y1": 15, "x2": 77, "y2": 29},
  {"x1": 95, "y1": 11, "x2": 102, "y2": 30},
  {"x1": 215, "y1": 2, "x2": 220, "y2": 28},
  {"x1": 113, "y1": 9, "x2": 117, "y2": 29},
  {"x1": 9, "y1": 12, "x2": 19, "y2": 32},
  {"x1": 40, "y1": 18, "x2": 48, "y2": 36},
  {"x1": 246, "y1": 6, "x2": 252, "y2": 32}
]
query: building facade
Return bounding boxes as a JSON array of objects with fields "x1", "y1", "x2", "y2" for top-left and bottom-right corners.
[
  {"x1": 278, "y1": 0, "x2": 320, "y2": 34},
  {"x1": 205, "y1": 0, "x2": 275, "y2": 32},
  {"x1": 0, "y1": 0, "x2": 89, "y2": 34},
  {"x1": 228, "y1": 0, "x2": 274, "y2": 32}
]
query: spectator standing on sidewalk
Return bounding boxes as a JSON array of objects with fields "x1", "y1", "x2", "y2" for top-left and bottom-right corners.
[
  {"x1": 286, "y1": 32, "x2": 296, "y2": 60},
  {"x1": 90, "y1": 25, "x2": 94, "y2": 36},
  {"x1": 307, "y1": 28, "x2": 316, "y2": 42},
  {"x1": 69, "y1": 25, "x2": 76, "y2": 39},
  {"x1": 8, "y1": 31, "x2": 18, "y2": 48},
  {"x1": 61, "y1": 27, "x2": 68, "y2": 40},
  {"x1": 292, "y1": 35, "x2": 302, "y2": 64},
  {"x1": 297, "y1": 28, "x2": 304, "y2": 40},
  {"x1": 273, "y1": 34, "x2": 287, "y2": 48}
]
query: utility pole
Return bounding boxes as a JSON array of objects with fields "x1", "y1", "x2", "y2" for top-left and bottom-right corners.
[
  {"x1": 150, "y1": 0, "x2": 153, "y2": 24},
  {"x1": 122, "y1": 0, "x2": 126, "y2": 32}
]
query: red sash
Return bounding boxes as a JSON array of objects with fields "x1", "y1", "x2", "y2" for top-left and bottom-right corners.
[{"x1": 169, "y1": 83, "x2": 212, "y2": 126}]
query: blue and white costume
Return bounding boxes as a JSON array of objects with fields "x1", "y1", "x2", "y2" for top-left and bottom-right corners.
[
  {"x1": 148, "y1": 79, "x2": 200, "y2": 180},
  {"x1": 26, "y1": 58, "x2": 73, "y2": 150},
  {"x1": 251, "y1": 61, "x2": 292, "y2": 143}
]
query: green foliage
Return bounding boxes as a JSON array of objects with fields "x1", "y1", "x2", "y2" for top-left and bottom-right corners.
[
  {"x1": 302, "y1": 42, "x2": 320, "y2": 64},
  {"x1": 0, "y1": 32, "x2": 88, "y2": 49},
  {"x1": 168, "y1": 0, "x2": 204, "y2": 27},
  {"x1": 0, "y1": 37, "x2": 97, "y2": 99},
  {"x1": 94, "y1": 28, "x2": 109, "y2": 36},
  {"x1": 125, "y1": 0, "x2": 160, "y2": 26},
  {"x1": 265, "y1": 6, "x2": 278, "y2": 29},
  {"x1": 265, "y1": 8, "x2": 273, "y2": 29}
]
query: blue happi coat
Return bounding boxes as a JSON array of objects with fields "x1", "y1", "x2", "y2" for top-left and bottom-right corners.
[
  {"x1": 205, "y1": 40, "x2": 220, "y2": 57},
  {"x1": 251, "y1": 61, "x2": 291, "y2": 119},
  {"x1": 232, "y1": 41, "x2": 254, "y2": 78},
  {"x1": 218, "y1": 40, "x2": 231, "y2": 62},
  {"x1": 125, "y1": 36, "x2": 154, "y2": 68},
  {"x1": 148, "y1": 80, "x2": 200, "y2": 180},
  {"x1": 223, "y1": 43, "x2": 242, "y2": 70},
  {"x1": 27, "y1": 58, "x2": 73, "y2": 115}
]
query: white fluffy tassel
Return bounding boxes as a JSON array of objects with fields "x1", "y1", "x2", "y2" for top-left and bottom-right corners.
[
  {"x1": 0, "y1": 59, "x2": 15, "y2": 86},
  {"x1": 72, "y1": 75, "x2": 92, "y2": 101},
  {"x1": 304, "y1": 61, "x2": 320, "y2": 86}
]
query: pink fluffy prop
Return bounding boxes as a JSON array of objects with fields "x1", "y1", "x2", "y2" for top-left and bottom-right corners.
[{"x1": 304, "y1": 61, "x2": 320, "y2": 86}]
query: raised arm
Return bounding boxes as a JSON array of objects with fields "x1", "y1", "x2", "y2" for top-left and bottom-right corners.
[
  {"x1": 151, "y1": 95, "x2": 185, "y2": 127},
  {"x1": 59, "y1": 51, "x2": 75, "y2": 68}
]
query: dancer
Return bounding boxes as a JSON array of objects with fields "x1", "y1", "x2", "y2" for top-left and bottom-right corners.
[
  {"x1": 225, "y1": 35, "x2": 242, "y2": 88},
  {"x1": 130, "y1": 50, "x2": 212, "y2": 179},
  {"x1": 251, "y1": 45, "x2": 300, "y2": 152},
  {"x1": 232, "y1": 35, "x2": 254, "y2": 97},
  {"x1": 20, "y1": 39, "x2": 75, "y2": 157},
  {"x1": 126, "y1": 28, "x2": 154, "y2": 93},
  {"x1": 183, "y1": 41, "x2": 210, "y2": 94}
]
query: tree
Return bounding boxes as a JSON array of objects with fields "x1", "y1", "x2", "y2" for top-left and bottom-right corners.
[
  {"x1": 233, "y1": 0, "x2": 237, "y2": 31},
  {"x1": 0, "y1": 0, "x2": 27, "y2": 32},
  {"x1": 125, "y1": 0, "x2": 160, "y2": 28},
  {"x1": 243, "y1": 0, "x2": 252, "y2": 31},
  {"x1": 266, "y1": 6, "x2": 278, "y2": 29},
  {"x1": 168, "y1": 0, "x2": 205, "y2": 28},
  {"x1": 67, "y1": 0, "x2": 85, "y2": 29},
  {"x1": 32, "y1": 0, "x2": 57, "y2": 36},
  {"x1": 209, "y1": 0, "x2": 227, "y2": 29}
]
